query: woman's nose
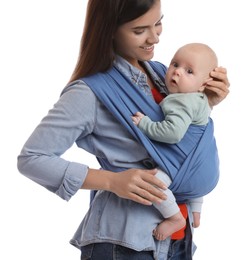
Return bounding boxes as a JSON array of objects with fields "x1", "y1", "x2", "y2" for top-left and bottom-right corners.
[{"x1": 147, "y1": 28, "x2": 160, "y2": 44}]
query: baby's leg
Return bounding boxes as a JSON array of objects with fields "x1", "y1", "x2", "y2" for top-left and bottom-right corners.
[
  {"x1": 153, "y1": 169, "x2": 185, "y2": 240},
  {"x1": 153, "y1": 211, "x2": 186, "y2": 241}
]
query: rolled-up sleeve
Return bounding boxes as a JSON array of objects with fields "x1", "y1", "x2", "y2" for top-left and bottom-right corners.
[
  {"x1": 55, "y1": 162, "x2": 89, "y2": 201},
  {"x1": 17, "y1": 81, "x2": 96, "y2": 201}
]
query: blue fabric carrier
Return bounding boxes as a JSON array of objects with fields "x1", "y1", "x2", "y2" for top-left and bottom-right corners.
[{"x1": 82, "y1": 61, "x2": 219, "y2": 202}]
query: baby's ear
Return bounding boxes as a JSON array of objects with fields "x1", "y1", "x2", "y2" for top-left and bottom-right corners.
[
  {"x1": 203, "y1": 77, "x2": 213, "y2": 85},
  {"x1": 203, "y1": 77, "x2": 213, "y2": 87},
  {"x1": 199, "y1": 85, "x2": 205, "y2": 92},
  {"x1": 199, "y1": 78, "x2": 212, "y2": 92}
]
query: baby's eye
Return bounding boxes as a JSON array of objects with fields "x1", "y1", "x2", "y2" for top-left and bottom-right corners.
[
  {"x1": 187, "y1": 69, "x2": 193, "y2": 74},
  {"x1": 172, "y1": 62, "x2": 178, "y2": 68}
]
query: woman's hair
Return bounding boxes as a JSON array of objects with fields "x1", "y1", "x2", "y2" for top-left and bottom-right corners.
[{"x1": 69, "y1": 0, "x2": 157, "y2": 82}]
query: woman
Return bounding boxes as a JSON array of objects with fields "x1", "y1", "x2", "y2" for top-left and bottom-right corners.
[{"x1": 17, "y1": 0, "x2": 229, "y2": 259}]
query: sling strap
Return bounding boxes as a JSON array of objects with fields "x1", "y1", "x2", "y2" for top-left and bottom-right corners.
[{"x1": 82, "y1": 62, "x2": 219, "y2": 202}]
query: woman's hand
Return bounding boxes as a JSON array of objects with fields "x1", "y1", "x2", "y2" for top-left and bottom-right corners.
[
  {"x1": 205, "y1": 67, "x2": 230, "y2": 107},
  {"x1": 110, "y1": 168, "x2": 167, "y2": 206}
]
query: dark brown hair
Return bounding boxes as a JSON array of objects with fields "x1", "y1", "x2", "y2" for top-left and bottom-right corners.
[{"x1": 69, "y1": 0, "x2": 157, "y2": 82}]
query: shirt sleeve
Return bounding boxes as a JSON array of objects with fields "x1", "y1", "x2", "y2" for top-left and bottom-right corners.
[
  {"x1": 138, "y1": 94, "x2": 196, "y2": 143},
  {"x1": 17, "y1": 81, "x2": 96, "y2": 201}
]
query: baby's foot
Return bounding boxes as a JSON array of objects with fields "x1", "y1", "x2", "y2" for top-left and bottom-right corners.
[{"x1": 153, "y1": 212, "x2": 186, "y2": 241}]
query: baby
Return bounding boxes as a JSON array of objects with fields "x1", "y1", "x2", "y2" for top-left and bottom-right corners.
[{"x1": 132, "y1": 43, "x2": 218, "y2": 240}]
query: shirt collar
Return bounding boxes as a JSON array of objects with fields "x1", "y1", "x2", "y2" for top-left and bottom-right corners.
[{"x1": 113, "y1": 55, "x2": 168, "y2": 95}]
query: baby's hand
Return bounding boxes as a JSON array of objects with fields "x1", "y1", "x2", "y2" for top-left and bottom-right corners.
[{"x1": 132, "y1": 112, "x2": 145, "y2": 125}]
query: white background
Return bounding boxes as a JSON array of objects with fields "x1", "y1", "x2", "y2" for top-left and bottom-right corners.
[{"x1": 1, "y1": 0, "x2": 247, "y2": 259}]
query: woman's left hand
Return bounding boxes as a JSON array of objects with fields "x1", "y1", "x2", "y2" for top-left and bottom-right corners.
[{"x1": 205, "y1": 67, "x2": 230, "y2": 107}]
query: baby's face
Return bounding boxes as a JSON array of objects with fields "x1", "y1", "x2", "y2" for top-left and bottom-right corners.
[{"x1": 165, "y1": 45, "x2": 216, "y2": 94}]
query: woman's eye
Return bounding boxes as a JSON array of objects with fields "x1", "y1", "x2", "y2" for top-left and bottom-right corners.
[
  {"x1": 156, "y1": 15, "x2": 164, "y2": 26},
  {"x1": 134, "y1": 30, "x2": 144, "y2": 35}
]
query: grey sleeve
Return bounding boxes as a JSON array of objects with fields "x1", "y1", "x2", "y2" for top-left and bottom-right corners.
[{"x1": 189, "y1": 197, "x2": 204, "y2": 213}]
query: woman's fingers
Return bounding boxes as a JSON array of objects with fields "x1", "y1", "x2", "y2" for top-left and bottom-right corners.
[
  {"x1": 205, "y1": 67, "x2": 230, "y2": 107},
  {"x1": 211, "y1": 67, "x2": 230, "y2": 86},
  {"x1": 111, "y1": 168, "x2": 167, "y2": 206},
  {"x1": 134, "y1": 184, "x2": 167, "y2": 205}
]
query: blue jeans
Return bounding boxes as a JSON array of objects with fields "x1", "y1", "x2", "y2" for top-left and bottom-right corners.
[
  {"x1": 80, "y1": 243, "x2": 154, "y2": 260},
  {"x1": 167, "y1": 218, "x2": 193, "y2": 260},
  {"x1": 80, "y1": 228, "x2": 193, "y2": 260}
]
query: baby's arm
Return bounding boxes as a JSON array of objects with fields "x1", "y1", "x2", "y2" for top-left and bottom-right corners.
[
  {"x1": 132, "y1": 109, "x2": 188, "y2": 144},
  {"x1": 131, "y1": 93, "x2": 208, "y2": 144}
]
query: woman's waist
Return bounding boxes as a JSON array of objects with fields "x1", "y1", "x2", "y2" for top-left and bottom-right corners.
[{"x1": 72, "y1": 190, "x2": 163, "y2": 250}]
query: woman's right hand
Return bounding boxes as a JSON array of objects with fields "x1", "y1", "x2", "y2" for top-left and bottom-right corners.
[
  {"x1": 205, "y1": 66, "x2": 230, "y2": 107},
  {"x1": 110, "y1": 168, "x2": 167, "y2": 206}
]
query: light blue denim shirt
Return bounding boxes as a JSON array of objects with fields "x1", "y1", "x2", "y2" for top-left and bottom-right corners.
[{"x1": 17, "y1": 56, "x2": 194, "y2": 259}]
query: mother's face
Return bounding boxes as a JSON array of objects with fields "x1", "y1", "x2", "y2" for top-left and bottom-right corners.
[{"x1": 113, "y1": 0, "x2": 163, "y2": 67}]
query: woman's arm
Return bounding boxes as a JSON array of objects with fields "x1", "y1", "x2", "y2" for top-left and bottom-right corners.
[
  {"x1": 205, "y1": 67, "x2": 230, "y2": 107},
  {"x1": 17, "y1": 81, "x2": 167, "y2": 204}
]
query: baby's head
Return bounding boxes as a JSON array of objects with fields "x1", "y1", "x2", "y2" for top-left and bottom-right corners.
[{"x1": 165, "y1": 43, "x2": 218, "y2": 94}]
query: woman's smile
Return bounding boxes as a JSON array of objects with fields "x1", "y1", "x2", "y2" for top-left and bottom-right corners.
[{"x1": 140, "y1": 45, "x2": 155, "y2": 52}]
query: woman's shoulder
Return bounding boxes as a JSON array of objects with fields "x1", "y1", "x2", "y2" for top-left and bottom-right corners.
[
  {"x1": 58, "y1": 80, "x2": 99, "y2": 115},
  {"x1": 61, "y1": 79, "x2": 96, "y2": 99}
]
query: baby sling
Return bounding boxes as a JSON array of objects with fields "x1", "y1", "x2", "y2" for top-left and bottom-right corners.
[{"x1": 82, "y1": 61, "x2": 219, "y2": 202}]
